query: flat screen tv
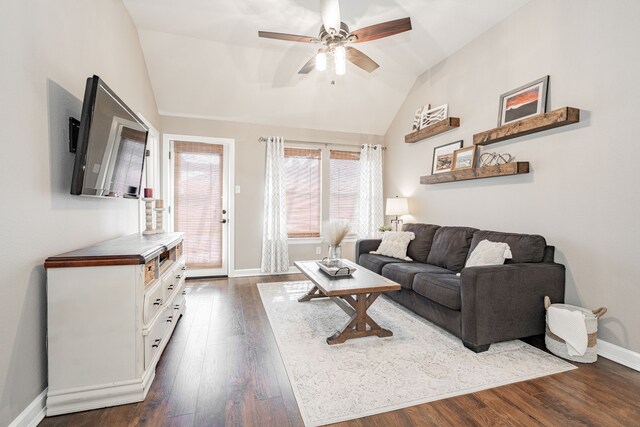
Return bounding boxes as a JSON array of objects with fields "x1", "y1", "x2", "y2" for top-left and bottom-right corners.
[{"x1": 70, "y1": 75, "x2": 149, "y2": 198}]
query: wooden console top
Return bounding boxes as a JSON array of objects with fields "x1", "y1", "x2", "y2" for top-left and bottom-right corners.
[{"x1": 44, "y1": 232, "x2": 185, "y2": 269}]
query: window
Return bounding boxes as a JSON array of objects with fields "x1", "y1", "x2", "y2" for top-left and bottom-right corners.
[
  {"x1": 284, "y1": 147, "x2": 321, "y2": 238},
  {"x1": 329, "y1": 150, "x2": 360, "y2": 236}
]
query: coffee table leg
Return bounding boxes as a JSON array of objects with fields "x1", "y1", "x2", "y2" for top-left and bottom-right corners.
[
  {"x1": 298, "y1": 285, "x2": 327, "y2": 302},
  {"x1": 326, "y1": 292, "x2": 393, "y2": 345}
]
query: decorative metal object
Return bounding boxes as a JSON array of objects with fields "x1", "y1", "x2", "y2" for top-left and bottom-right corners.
[{"x1": 479, "y1": 152, "x2": 514, "y2": 167}]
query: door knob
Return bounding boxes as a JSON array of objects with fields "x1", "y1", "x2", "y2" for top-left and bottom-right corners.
[{"x1": 220, "y1": 219, "x2": 227, "y2": 224}]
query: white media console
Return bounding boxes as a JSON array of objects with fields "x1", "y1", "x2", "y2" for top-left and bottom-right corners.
[{"x1": 44, "y1": 232, "x2": 186, "y2": 416}]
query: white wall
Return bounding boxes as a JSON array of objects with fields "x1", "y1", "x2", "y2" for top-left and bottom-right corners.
[
  {"x1": 384, "y1": 0, "x2": 640, "y2": 352},
  {"x1": 0, "y1": 1, "x2": 159, "y2": 424},
  {"x1": 160, "y1": 116, "x2": 383, "y2": 270}
]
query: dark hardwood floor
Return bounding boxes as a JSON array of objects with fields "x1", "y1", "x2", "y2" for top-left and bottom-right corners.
[{"x1": 40, "y1": 274, "x2": 640, "y2": 427}]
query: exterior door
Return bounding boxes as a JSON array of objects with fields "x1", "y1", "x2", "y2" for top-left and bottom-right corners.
[{"x1": 169, "y1": 138, "x2": 230, "y2": 277}]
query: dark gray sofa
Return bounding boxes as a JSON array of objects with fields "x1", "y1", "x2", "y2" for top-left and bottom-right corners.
[{"x1": 355, "y1": 224, "x2": 565, "y2": 352}]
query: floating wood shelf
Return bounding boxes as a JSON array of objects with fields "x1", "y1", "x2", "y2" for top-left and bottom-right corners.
[
  {"x1": 405, "y1": 117, "x2": 460, "y2": 143},
  {"x1": 420, "y1": 162, "x2": 530, "y2": 185},
  {"x1": 473, "y1": 107, "x2": 580, "y2": 146}
]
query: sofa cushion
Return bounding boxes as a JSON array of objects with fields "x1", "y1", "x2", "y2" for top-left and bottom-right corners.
[
  {"x1": 402, "y1": 223, "x2": 441, "y2": 264},
  {"x1": 381, "y1": 263, "x2": 453, "y2": 290},
  {"x1": 426, "y1": 226, "x2": 478, "y2": 272},
  {"x1": 465, "y1": 239, "x2": 513, "y2": 268},
  {"x1": 412, "y1": 273, "x2": 462, "y2": 311},
  {"x1": 468, "y1": 230, "x2": 547, "y2": 264},
  {"x1": 371, "y1": 231, "x2": 415, "y2": 260},
  {"x1": 358, "y1": 253, "x2": 406, "y2": 275}
]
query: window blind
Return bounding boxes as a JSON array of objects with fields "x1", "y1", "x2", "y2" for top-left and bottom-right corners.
[
  {"x1": 284, "y1": 147, "x2": 321, "y2": 238},
  {"x1": 329, "y1": 150, "x2": 360, "y2": 236},
  {"x1": 174, "y1": 141, "x2": 224, "y2": 269}
]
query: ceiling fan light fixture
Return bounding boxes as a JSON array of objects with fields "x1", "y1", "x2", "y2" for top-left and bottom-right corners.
[
  {"x1": 315, "y1": 51, "x2": 327, "y2": 71},
  {"x1": 334, "y1": 45, "x2": 346, "y2": 75}
]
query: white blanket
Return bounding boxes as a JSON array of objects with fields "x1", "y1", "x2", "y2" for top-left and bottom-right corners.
[{"x1": 548, "y1": 306, "x2": 588, "y2": 356}]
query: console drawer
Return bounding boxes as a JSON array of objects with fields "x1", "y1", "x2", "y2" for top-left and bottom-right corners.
[
  {"x1": 143, "y1": 280, "x2": 164, "y2": 326},
  {"x1": 143, "y1": 312, "x2": 167, "y2": 370},
  {"x1": 162, "y1": 268, "x2": 186, "y2": 300}
]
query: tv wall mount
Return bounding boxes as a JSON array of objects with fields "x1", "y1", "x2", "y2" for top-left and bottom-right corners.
[{"x1": 69, "y1": 117, "x2": 80, "y2": 153}]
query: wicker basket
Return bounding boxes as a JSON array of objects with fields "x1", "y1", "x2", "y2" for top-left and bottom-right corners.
[{"x1": 544, "y1": 296, "x2": 606, "y2": 363}]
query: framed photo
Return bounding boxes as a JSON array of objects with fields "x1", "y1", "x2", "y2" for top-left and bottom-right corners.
[
  {"x1": 431, "y1": 140, "x2": 462, "y2": 174},
  {"x1": 498, "y1": 76, "x2": 549, "y2": 126},
  {"x1": 451, "y1": 146, "x2": 477, "y2": 170},
  {"x1": 421, "y1": 104, "x2": 448, "y2": 129}
]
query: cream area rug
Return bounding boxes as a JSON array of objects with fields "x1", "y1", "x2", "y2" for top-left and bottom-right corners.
[{"x1": 257, "y1": 281, "x2": 575, "y2": 427}]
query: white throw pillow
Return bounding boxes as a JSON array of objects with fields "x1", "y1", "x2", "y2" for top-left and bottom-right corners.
[
  {"x1": 370, "y1": 231, "x2": 415, "y2": 260},
  {"x1": 465, "y1": 239, "x2": 513, "y2": 268}
]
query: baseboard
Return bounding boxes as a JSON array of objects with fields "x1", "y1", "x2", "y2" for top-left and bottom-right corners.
[
  {"x1": 9, "y1": 388, "x2": 47, "y2": 427},
  {"x1": 597, "y1": 339, "x2": 640, "y2": 371},
  {"x1": 233, "y1": 267, "x2": 299, "y2": 278},
  {"x1": 46, "y1": 377, "x2": 150, "y2": 416}
]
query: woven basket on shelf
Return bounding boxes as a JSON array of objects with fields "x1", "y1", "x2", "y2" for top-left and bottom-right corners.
[{"x1": 544, "y1": 296, "x2": 606, "y2": 363}]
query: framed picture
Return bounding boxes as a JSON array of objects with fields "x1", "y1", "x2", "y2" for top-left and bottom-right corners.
[
  {"x1": 498, "y1": 76, "x2": 549, "y2": 126},
  {"x1": 431, "y1": 140, "x2": 462, "y2": 174},
  {"x1": 421, "y1": 104, "x2": 448, "y2": 129},
  {"x1": 412, "y1": 104, "x2": 429, "y2": 131},
  {"x1": 451, "y1": 146, "x2": 477, "y2": 170}
]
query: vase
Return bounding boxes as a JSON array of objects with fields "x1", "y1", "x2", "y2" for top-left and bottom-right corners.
[{"x1": 326, "y1": 244, "x2": 342, "y2": 267}]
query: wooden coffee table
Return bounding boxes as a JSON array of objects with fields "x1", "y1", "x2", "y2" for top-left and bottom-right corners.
[{"x1": 294, "y1": 260, "x2": 401, "y2": 345}]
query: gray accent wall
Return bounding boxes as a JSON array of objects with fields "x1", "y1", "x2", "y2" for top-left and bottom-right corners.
[
  {"x1": 0, "y1": 1, "x2": 159, "y2": 425},
  {"x1": 383, "y1": 0, "x2": 640, "y2": 353}
]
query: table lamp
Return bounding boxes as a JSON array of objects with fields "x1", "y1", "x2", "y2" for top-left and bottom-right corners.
[{"x1": 386, "y1": 197, "x2": 409, "y2": 231}]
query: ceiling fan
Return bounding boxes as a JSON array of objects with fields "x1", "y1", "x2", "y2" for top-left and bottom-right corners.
[{"x1": 258, "y1": 0, "x2": 412, "y2": 75}]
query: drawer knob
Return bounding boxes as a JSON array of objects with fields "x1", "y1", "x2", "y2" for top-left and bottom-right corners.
[
  {"x1": 181, "y1": 266, "x2": 186, "y2": 271},
  {"x1": 168, "y1": 285, "x2": 174, "y2": 290},
  {"x1": 152, "y1": 338, "x2": 161, "y2": 348},
  {"x1": 176, "y1": 274, "x2": 181, "y2": 279},
  {"x1": 153, "y1": 299, "x2": 162, "y2": 306},
  {"x1": 174, "y1": 304, "x2": 180, "y2": 310},
  {"x1": 166, "y1": 316, "x2": 173, "y2": 323},
  {"x1": 182, "y1": 290, "x2": 187, "y2": 295}
]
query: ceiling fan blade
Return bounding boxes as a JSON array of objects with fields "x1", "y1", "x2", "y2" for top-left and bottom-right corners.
[
  {"x1": 258, "y1": 31, "x2": 319, "y2": 43},
  {"x1": 321, "y1": 0, "x2": 341, "y2": 34},
  {"x1": 345, "y1": 47, "x2": 379, "y2": 73},
  {"x1": 350, "y1": 17, "x2": 412, "y2": 43},
  {"x1": 298, "y1": 55, "x2": 316, "y2": 74}
]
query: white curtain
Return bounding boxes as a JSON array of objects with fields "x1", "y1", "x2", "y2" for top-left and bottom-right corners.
[
  {"x1": 358, "y1": 144, "x2": 384, "y2": 238},
  {"x1": 261, "y1": 136, "x2": 290, "y2": 273}
]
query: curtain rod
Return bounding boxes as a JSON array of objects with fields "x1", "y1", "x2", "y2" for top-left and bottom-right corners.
[{"x1": 257, "y1": 136, "x2": 386, "y2": 150}]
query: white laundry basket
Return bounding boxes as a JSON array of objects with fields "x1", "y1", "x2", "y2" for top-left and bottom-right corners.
[{"x1": 544, "y1": 296, "x2": 606, "y2": 363}]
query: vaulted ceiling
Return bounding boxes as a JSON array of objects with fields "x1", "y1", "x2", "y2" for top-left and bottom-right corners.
[{"x1": 123, "y1": 0, "x2": 529, "y2": 135}]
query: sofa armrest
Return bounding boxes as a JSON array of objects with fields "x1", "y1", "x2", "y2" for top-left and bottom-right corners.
[
  {"x1": 460, "y1": 262, "x2": 565, "y2": 349},
  {"x1": 355, "y1": 239, "x2": 382, "y2": 265}
]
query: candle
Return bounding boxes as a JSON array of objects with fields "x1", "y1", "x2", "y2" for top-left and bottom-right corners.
[
  {"x1": 144, "y1": 188, "x2": 153, "y2": 198},
  {"x1": 155, "y1": 199, "x2": 163, "y2": 208}
]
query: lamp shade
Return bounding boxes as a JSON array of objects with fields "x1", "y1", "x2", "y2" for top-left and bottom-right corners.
[{"x1": 386, "y1": 197, "x2": 408, "y2": 216}]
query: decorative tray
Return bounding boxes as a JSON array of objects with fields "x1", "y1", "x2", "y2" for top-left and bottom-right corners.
[{"x1": 316, "y1": 260, "x2": 357, "y2": 277}]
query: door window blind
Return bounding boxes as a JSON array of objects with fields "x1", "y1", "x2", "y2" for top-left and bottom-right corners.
[
  {"x1": 284, "y1": 147, "x2": 321, "y2": 238},
  {"x1": 329, "y1": 150, "x2": 360, "y2": 236},
  {"x1": 174, "y1": 141, "x2": 223, "y2": 269}
]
